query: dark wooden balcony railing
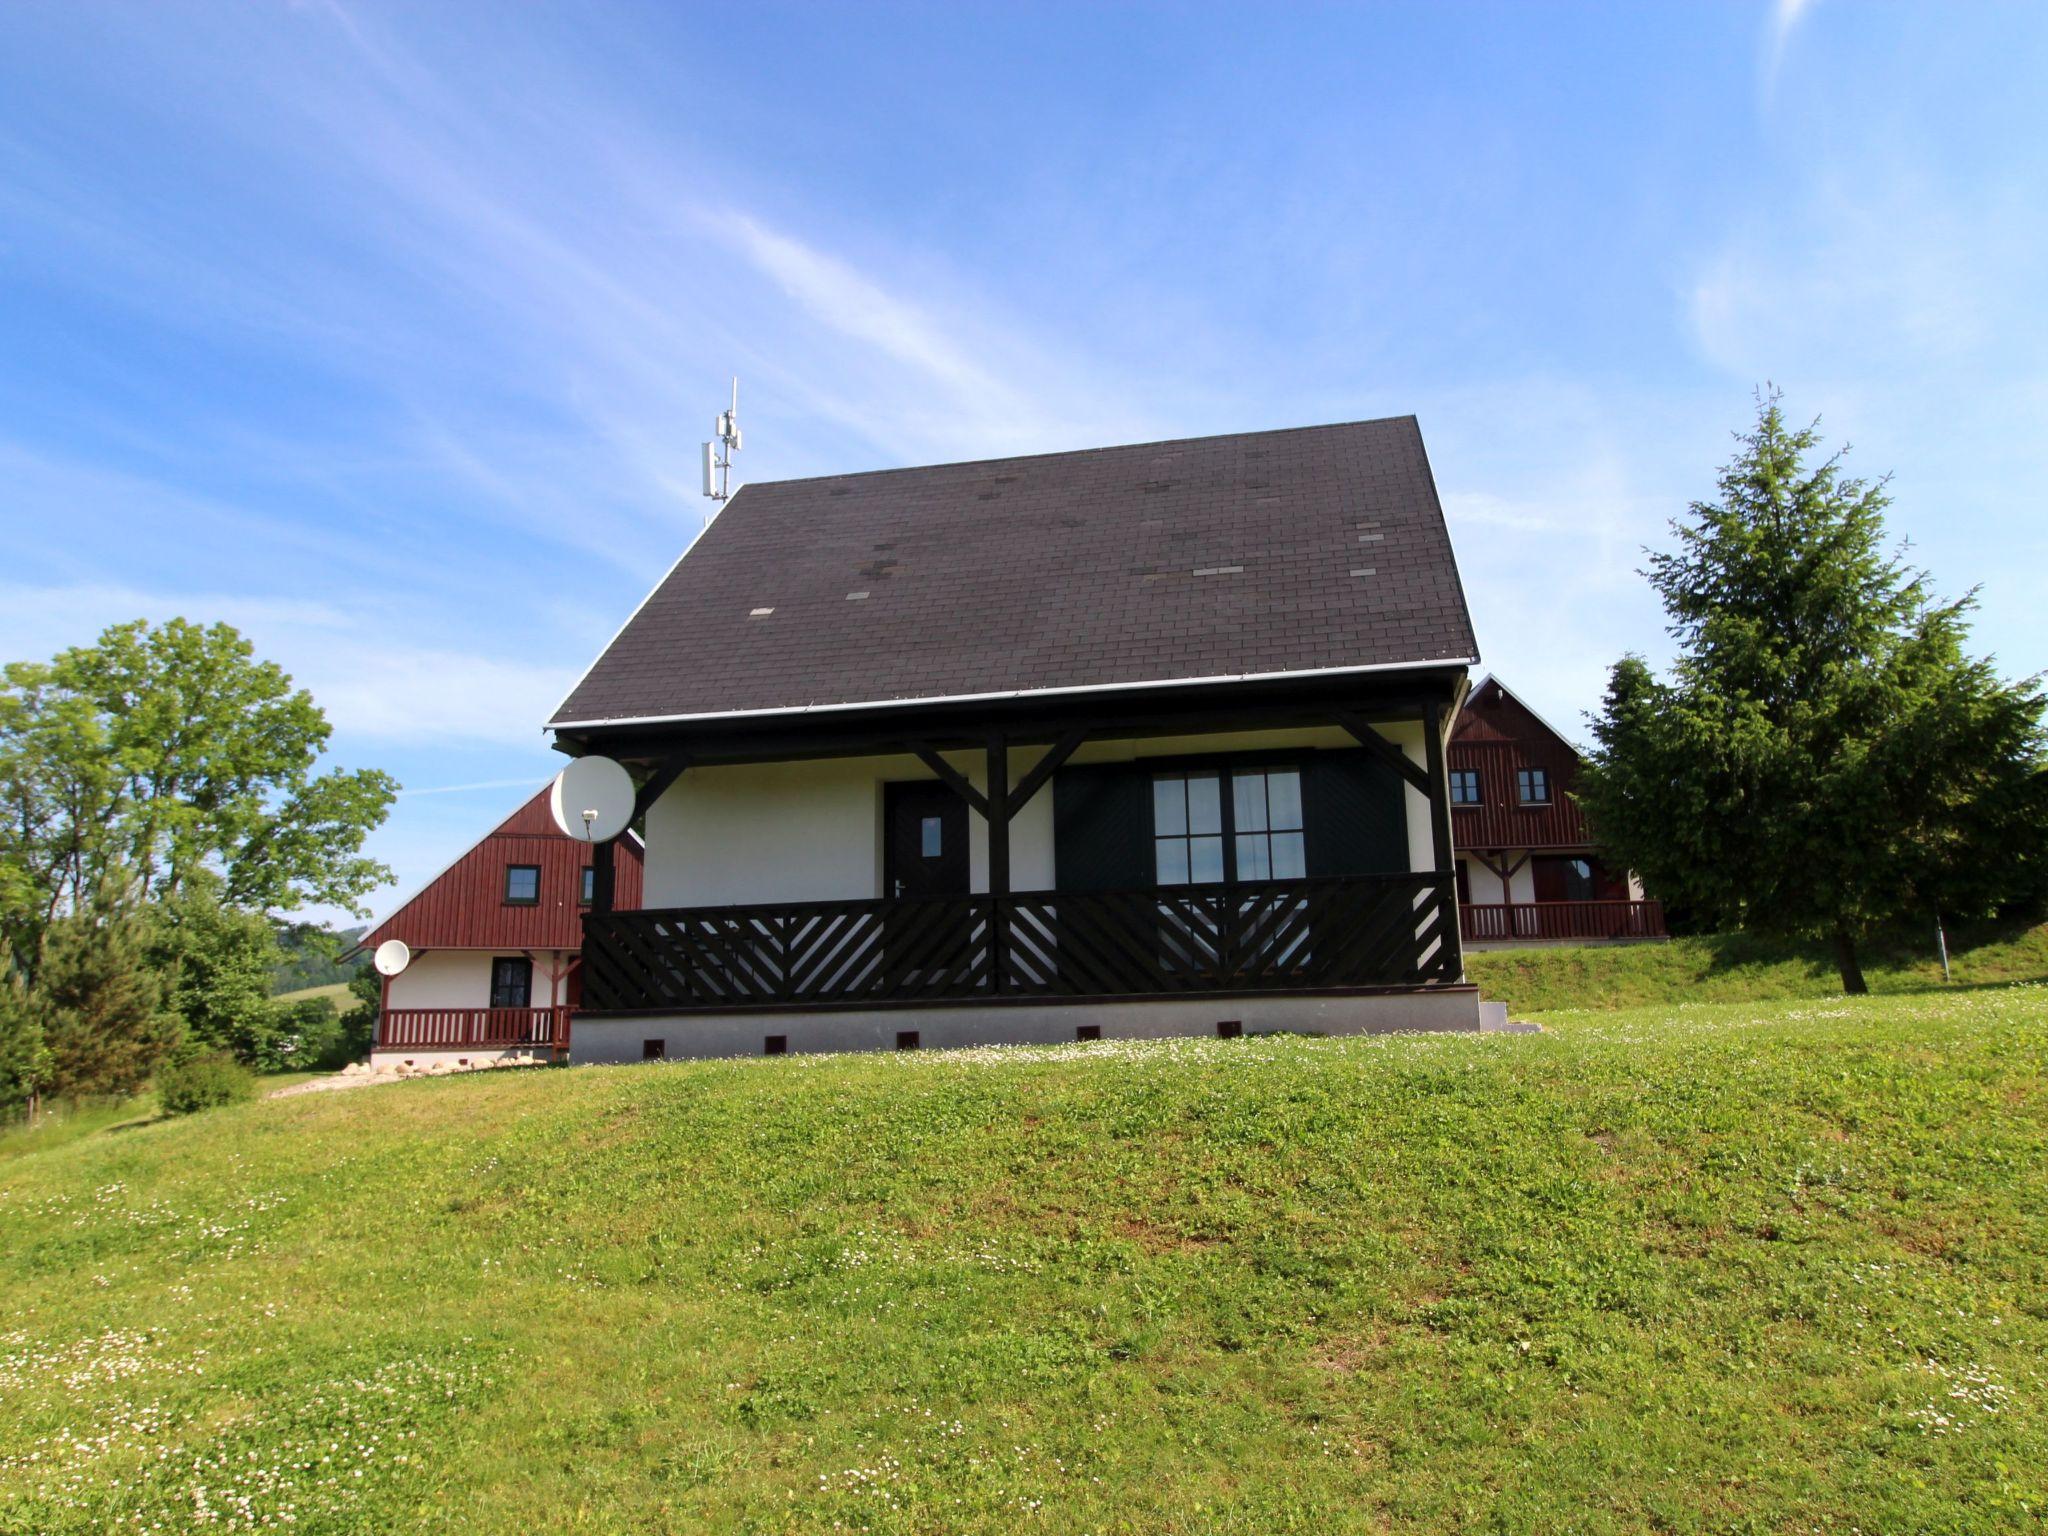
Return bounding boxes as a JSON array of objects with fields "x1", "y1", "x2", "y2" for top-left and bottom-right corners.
[
  {"x1": 375, "y1": 1006, "x2": 573, "y2": 1052},
  {"x1": 1458, "y1": 899, "x2": 1665, "y2": 943},
  {"x1": 579, "y1": 873, "x2": 1460, "y2": 1014}
]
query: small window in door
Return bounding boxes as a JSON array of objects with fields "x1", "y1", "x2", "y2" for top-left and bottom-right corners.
[
  {"x1": 489, "y1": 956, "x2": 533, "y2": 1009},
  {"x1": 921, "y1": 816, "x2": 943, "y2": 858}
]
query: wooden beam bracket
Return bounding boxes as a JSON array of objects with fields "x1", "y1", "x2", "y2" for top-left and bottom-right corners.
[
  {"x1": 1006, "y1": 727, "x2": 1087, "y2": 821},
  {"x1": 1335, "y1": 712, "x2": 1431, "y2": 794},
  {"x1": 632, "y1": 755, "x2": 690, "y2": 821},
  {"x1": 910, "y1": 745, "x2": 991, "y2": 819}
]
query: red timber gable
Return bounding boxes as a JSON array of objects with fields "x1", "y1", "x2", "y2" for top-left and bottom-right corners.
[
  {"x1": 358, "y1": 785, "x2": 644, "y2": 953},
  {"x1": 1450, "y1": 677, "x2": 1593, "y2": 852}
]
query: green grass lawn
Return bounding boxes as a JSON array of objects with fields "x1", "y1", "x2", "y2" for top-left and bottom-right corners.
[
  {"x1": 1467, "y1": 918, "x2": 2048, "y2": 1015},
  {"x1": 2, "y1": 988, "x2": 2044, "y2": 1533}
]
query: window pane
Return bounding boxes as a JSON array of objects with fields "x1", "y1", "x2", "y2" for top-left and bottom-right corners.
[
  {"x1": 505, "y1": 866, "x2": 538, "y2": 901},
  {"x1": 581, "y1": 867, "x2": 594, "y2": 902},
  {"x1": 1187, "y1": 774, "x2": 1222, "y2": 834},
  {"x1": 1232, "y1": 772, "x2": 1268, "y2": 832},
  {"x1": 1155, "y1": 838, "x2": 1190, "y2": 885},
  {"x1": 1153, "y1": 776, "x2": 1186, "y2": 835},
  {"x1": 1272, "y1": 831, "x2": 1307, "y2": 879},
  {"x1": 1236, "y1": 833, "x2": 1271, "y2": 880},
  {"x1": 1189, "y1": 835, "x2": 1224, "y2": 883},
  {"x1": 1267, "y1": 770, "x2": 1302, "y2": 830},
  {"x1": 921, "y1": 816, "x2": 943, "y2": 857}
]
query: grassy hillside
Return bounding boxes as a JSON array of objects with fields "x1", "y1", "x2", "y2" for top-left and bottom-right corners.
[
  {"x1": 1469, "y1": 919, "x2": 2048, "y2": 1015},
  {"x1": 2, "y1": 990, "x2": 2044, "y2": 1534},
  {"x1": 273, "y1": 980, "x2": 356, "y2": 1013}
]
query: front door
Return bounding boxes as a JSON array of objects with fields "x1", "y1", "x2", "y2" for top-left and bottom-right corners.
[
  {"x1": 882, "y1": 781, "x2": 972, "y2": 982},
  {"x1": 884, "y1": 781, "x2": 969, "y2": 901}
]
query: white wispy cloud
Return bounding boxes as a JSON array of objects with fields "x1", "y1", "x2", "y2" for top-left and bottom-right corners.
[
  {"x1": 0, "y1": 580, "x2": 574, "y2": 750},
  {"x1": 1763, "y1": 0, "x2": 1819, "y2": 91}
]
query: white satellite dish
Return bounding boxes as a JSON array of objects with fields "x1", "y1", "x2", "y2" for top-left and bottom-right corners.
[
  {"x1": 549, "y1": 755, "x2": 636, "y2": 843},
  {"x1": 372, "y1": 939, "x2": 411, "y2": 977}
]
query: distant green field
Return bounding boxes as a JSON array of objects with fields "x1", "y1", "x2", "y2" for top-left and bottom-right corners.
[
  {"x1": 1468, "y1": 919, "x2": 2048, "y2": 1015},
  {"x1": 2, "y1": 987, "x2": 2043, "y2": 1533},
  {"x1": 273, "y1": 980, "x2": 355, "y2": 1012}
]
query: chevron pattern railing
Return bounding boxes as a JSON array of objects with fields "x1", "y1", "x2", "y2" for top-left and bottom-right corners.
[{"x1": 579, "y1": 874, "x2": 1456, "y2": 1014}]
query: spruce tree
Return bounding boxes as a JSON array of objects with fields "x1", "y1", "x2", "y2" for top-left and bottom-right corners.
[
  {"x1": 1578, "y1": 394, "x2": 2048, "y2": 992},
  {"x1": 36, "y1": 890, "x2": 179, "y2": 1099}
]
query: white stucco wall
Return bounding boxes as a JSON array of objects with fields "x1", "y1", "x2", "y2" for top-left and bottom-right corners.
[
  {"x1": 384, "y1": 949, "x2": 573, "y2": 1010},
  {"x1": 1457, "y1": 853, "x2": 1646, "y2": 904},
  {"x1": 643, "y1": 723, "x2": 1444, "y2": 907},
  {"x1": 1460, "y1": 853, "x2": 1537, "y2": 904}
]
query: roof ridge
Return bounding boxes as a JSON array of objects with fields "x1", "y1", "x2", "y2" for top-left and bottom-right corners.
[{"x1": 738, "y1": 414, "x2": 1422, "y2": 490}]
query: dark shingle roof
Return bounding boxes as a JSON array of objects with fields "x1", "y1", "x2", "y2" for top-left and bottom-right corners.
[{"x1": 551, "y1": 416, "x2": 1477, "y2": 727}]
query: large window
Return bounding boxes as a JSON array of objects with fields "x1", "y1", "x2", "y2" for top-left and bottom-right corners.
[
  {"x1": 1450, "y1": 769, "x2": 1482, "y2": 805},
  {"x1": 1231, "y1": 768, "x2": 1305, "y2": 880},
  {"x1": 1153, "y1": 772, "x2": 1224, "y2": 885},
  {"x1": 504, "y1": 865, "x2": 541, "y2": 905},
  {"x1": 1152, "y1": 766, "x2": 1304, "y2": 884},
  {"x1": 1516, "y1": 767, "x2": 1551, "y2": 805}
]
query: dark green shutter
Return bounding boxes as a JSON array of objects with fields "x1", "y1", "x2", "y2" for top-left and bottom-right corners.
[
  {"x1": 1303, "y1": 749, "x2": 1406, "y2": 875},
  {"x1": 1053, "y1": 765, "x2": 1152, "y2": 891}
]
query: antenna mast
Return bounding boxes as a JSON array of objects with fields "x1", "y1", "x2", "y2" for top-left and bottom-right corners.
[{"x1": 702, "y1": 377, "x2": 741, "y2": 507}]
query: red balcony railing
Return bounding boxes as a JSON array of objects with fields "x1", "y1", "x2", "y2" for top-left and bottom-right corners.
[
  {"x1": 375, "y1": 1006, "x2": 572, "y2": 1053},
  {"x1": 1459, "y1": 900, "x2": 1665, "y2": 943}
]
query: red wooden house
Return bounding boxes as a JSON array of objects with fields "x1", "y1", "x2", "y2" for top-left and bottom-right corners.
[
  {"x1": 354, "y1": 784, "x2": 644, "y2": 1065},
  {"x1": 1450, "y1": 677, "x2": 1664, "y2": 945}
]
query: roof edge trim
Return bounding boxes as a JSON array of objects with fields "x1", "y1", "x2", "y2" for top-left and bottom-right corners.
[{"x1": 551, "y1": 655, "x2": 1480, "y2": 733}]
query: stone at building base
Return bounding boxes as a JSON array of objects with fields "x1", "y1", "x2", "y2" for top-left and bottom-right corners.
[{"x1": 572, "y1": 986, "x2": 1488, "y2": 1064}]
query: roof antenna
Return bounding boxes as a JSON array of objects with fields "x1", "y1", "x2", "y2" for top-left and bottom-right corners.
[{"x1": 701, "y1": 377, "x2": 741, "y2": 516}]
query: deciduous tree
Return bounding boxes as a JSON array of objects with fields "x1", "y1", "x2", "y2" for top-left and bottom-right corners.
[{"x1": 0, "y1": 619, "x2": 396, "y2": 972}]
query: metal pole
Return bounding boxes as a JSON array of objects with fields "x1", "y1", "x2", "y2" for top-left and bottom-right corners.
[{"x1": 1935, "y1": 912, "x2": 1951, "y2": 984}]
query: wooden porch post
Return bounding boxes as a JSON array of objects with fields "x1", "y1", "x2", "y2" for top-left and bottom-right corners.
[
  {"x1": 1424, "y1": 703, "x2": 1465, "y2": 980},
  {"x1": 591, "y1": 837, "x2": 616, "y2": 915},
  {"x1": 986, "y1": 733, "x2": 1010, "y2": 896},
  {"x1": 986, "y1": 733, "x2": 1009, "y2": 992}
]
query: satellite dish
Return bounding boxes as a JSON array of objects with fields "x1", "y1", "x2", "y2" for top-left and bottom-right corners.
[
  {"x1": 549, "y1": 755, "x2": 636, "y2": 843},
  {"x1": 373, "y1": 939, "x2": 411, "y2": 977}
]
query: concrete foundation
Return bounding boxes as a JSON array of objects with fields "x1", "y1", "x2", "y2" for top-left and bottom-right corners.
[
  {"x1": 369, "y1": 1046, "x2": 551, "y2": 1072},
  {"x1": 572, "y1": 987, "x2": 1486, "y2": 1063}
]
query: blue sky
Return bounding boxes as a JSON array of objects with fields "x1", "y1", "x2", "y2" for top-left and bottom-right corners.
[{"x1": 3, "y1": 0, "x2": 2044, "y2": 923}]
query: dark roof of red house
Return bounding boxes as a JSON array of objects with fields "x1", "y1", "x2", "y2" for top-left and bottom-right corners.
[
  {"x1": 356, "y1": 785, "x2": 644, "y2": 953},
  {"x1": 551, "y1": 416, "x2": 1478, "y2": 728}
]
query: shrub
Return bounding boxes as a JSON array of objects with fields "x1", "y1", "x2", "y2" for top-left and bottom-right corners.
[{"x1": 156, "y1": 1048, "x2": 253, "y2": 1116}]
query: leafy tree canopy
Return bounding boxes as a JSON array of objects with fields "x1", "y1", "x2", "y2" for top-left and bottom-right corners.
[
  {"x1": 1578, "y1": 394, "x2": 2048, "y2": 992},
  {"x1": 0, "y1": 619, "x2": 396, "y2": 972}
]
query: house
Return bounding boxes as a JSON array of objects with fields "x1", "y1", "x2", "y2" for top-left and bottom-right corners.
[
  {"x1": 354, "y1": 784, "x2": 645, "y2": 1067},
  {"x1": 1450, "y1": 676, "x2": 1664, "y2": 944},
  {"x1": 549, "y1": 416, "x2": 1506, "y2": 1062}
]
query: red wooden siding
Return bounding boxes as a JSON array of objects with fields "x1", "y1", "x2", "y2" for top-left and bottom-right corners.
[
  {"x1": 1450, "y1": 678, "x2": 1593, "y2": 851},
  {"x1": 360, "y1": 785, "x2": 645, "y2": 952}
]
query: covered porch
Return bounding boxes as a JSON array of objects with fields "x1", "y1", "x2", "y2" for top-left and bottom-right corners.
[{"x1": 565, "y1": 669, "x2": 1479, "y2": 1051}]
